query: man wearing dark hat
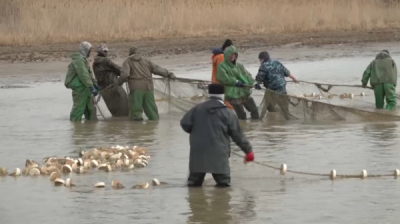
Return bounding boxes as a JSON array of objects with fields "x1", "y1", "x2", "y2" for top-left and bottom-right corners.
[
  {"x1": 118, "y1": 47, "x2": 176, "y2": 121},
  {"x1": 93, "y1": 43, "x2": 129, "y2": 117},
  {"x1": 180, "y1": 83, "x2": 254, "y2": 187},
  {"x1": 255, "y1": 51, "x2": 298, "y2": 117}
]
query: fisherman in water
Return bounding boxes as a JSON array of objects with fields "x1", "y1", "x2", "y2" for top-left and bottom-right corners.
[
  {"x1": 216, "y1": 45, "x2": 259, "y2": 120},
  {"x1": 255, "y1": 51, "x2": 298, "y2": 117},
  {"x1": 180, "y1": 83, "x2": 255, "y2": 187},
  {"x1": 211, "y1": 39, "x2": 234, "y2": 110},
  {"x1": 118, "y1": 47, "x2": 176, "y2": 121},
  {"x1": 93, "y1": 44, "x2": 129, "y2": 117},
  {"x1": 64, "y1": 41, "x2": 99, "y2": 122},
  {"x1": 362, "y1": 50, "x2": 398, "y2": 110}
]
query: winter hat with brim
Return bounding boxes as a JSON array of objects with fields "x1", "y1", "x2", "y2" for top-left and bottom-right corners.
[{"x1": 208, "y1": 84, "x2": 225, "y2": 94}]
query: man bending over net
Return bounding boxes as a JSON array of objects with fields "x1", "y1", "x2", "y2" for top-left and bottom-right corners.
[
  {"x1": 216, "y1": 46, "x2": 259, "y2": 120},
  {"x1": 362, "y1": 50, "x2": 398, "y2": 111},
  {"x1": 255, "y1": 51, "x2": 298, "y2": 117}
]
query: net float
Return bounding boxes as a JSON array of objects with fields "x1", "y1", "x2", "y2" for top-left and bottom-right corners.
[
  {"x1": 349, "y1": 93, "x2": 354, "y2": 99},
  {"x1": 311, "y1": 92, "x2": 316, "y2": 97},
  {"x1": 152, "y1": 178, "x2": 161, "y2": 186},
  {"x1": 94, "y1": 182, "x2": 105, "y2": 188},
  {"x1": 40, "y1": 166, "x2": 48, "y2": 175},
  {"x1": 65, "y1": 178, "x2": 76, "y2": 187},
  {"x1": 394, "y1": 169, "x2": 400, "y2": 177},
  {"x1": 76, "y1": 158, "x2": 83, "y2": 166},
  {"x1": 50, "y1": 172, "x2": 61, "y2": 182},
  {"x1": 360, "y1": 92, "x2": 365, "y2": 96},
  {"x1": 111, "y1": 180, "x2": 125, "y2": 189},
  {"x1": 62, "y1": 165, "x2": 72, "y2": 173},
  {"x1": 75, "y1": 166, "x2": 85, "y2": 174},
  {"x1": 132, "y1": 182, "x2": 149, "y2": 189},
  {"x1": 116, "y1": 160, "x2": 123, "y2": 168},
  {"x1": 71, "y1": 163, "x2": 78, "y2": 172},
  {"x1": 29, "y1": 167, "x2": 41, "y2": 176},
  {"x1": 330, "y1": 170, "x2": 337, "y2": 179},
  {"x1": 280, "y1": 164, "x2": 287, "y2": 175},
  {"x1": 9, "y1": 168, "x2": 21, "y2": 177},
  {"x1": 54, "y1": 178, "x2": 65, "y2": 186},
  {"x1": 0, "y1": 167, "x2": 8, "y2": 176},
  {"x1": 361, "y1": 170, "x2": 368, "y2": 179},
  {"x1": 90, "y1": 160, "x2": 99, "y2": 168}
]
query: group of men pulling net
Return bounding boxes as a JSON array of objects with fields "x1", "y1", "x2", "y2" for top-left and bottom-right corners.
[{"x1": 65, "y1": 40, "x2": 399, "y2": 123}]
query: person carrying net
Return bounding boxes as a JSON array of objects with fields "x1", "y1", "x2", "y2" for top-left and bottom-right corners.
[
  {"x1": 64, "y1": 41, "x2": 99, "y2": 122},
  {"x1": 118, "y1": 47, "x2": 176, "y2": 121},
  {"x1": 362, "y1": 50, "x2": 398, "y2": 111},
  {"x1": 216, "y1": 45, "x2": 259, "y2": 120},
  {"x1": 180, "y1": 83, "x2": 254, "y2": 187},
  {"x1": 255, "y1": 51, "x2": 298, "y2": 118},
  {"x1": 93, "y1": 44, "x2": 129, "y2": 117}
]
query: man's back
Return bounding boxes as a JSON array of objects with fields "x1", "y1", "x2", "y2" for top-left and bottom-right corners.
[{"x1": 257, "y1": 60, "x2": 290, "y2": 92}]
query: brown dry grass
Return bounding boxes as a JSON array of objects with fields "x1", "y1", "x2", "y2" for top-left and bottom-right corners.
[{"x1": 0, "y1": 0, "x2": 399, "y2": 46}]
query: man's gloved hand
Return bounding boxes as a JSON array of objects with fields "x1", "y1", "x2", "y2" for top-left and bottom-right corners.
[
  {"x1": 254, "y1": 84, "x2": 261, "y2": 90},
  {"x1": 168, "y1": 72, "x2": 176, "y2": 79},
  {"x1": 90, "y1": 86, "x2": 98, "y2": 96},
  {"x1": 245, "y1": 151, "x2": 254, "y2": 163},
  {"x1": 94, "y1": 85, "x2": 100, "y2": 91},
  {"x1": 236, "y1": 80, "x2": 244, "y2": 87},
  {"x1": 362, "y1": 84, "x2": 367, "y2": 88}
]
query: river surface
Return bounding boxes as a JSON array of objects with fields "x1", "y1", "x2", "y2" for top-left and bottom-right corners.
[{"x1": 0, "y1": 43, "x2": 400, "y2": 223}]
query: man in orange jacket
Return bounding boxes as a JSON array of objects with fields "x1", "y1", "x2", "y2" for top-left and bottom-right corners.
[{"x1": 211, "y1": 39, "x2": 234, "y2": 109}]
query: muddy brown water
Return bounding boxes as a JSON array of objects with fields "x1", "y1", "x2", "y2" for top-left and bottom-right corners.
[{"x1": 0, "y1": 43, "x2": 400, "y2": 223}]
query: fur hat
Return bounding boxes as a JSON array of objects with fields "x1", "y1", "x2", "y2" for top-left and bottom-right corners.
[
  {"x1": 208, "y1": 83, "x2": 225, "y2": 94},
  {"x1": 129, "y1": 47, "x2": 138, "y2": 55}
]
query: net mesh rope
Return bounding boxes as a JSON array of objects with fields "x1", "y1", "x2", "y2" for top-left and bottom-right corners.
[{"x1": 96, "y1": 77, "x2": 400, "y2": 121}]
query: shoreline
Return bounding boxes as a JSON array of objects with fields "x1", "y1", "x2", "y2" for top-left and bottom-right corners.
[{"x1": 1, "y1": 29, "x2": 399, "y2": 63}]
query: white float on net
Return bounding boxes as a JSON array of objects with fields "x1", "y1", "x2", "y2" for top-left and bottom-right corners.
[
  {"x1": 330, "y1": 170, "x2": 337, "y2": 179},
  {"x1": 361, "y1": 170, "x2": 368, "y2": 179},
  {"x1": 280, "y1": 164, "x2": 287, "y2": 175}
]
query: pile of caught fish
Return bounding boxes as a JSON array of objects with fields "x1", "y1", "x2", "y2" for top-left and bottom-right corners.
[
  {"x1": 0, "y1": 145, "x2": 163, "y2": 189},
  {"x1": 298, "y1": 92, "x2": 366, "y2": 99}
]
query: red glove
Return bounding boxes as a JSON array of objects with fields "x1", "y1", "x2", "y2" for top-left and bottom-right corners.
[{"x1": 245, "y1": 152, "x2": 254, "y2": 162}]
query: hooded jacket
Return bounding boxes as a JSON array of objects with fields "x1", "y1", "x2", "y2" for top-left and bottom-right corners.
[
  {"x1": 216, "y1": 46, "x2": 255, "y2": 100},
  {"x1": 362, "y1": 51, "x2": 398, "y2": 87},
  {"x1": 64, "y1": 52, "x2": 96, "y2": 89},
  {"x1": 180, "y1": 97, "x2": 252, "y2": 174},
  {"x1": 119, "y1": 54, "x2": 171, "y2": 92},
  {"x1": 211, "y1": 47, "x2": 224, "y2": 83}
]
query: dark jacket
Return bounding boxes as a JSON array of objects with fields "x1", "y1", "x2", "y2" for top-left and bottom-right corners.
[{"x1": 180, "y1": 97, "x2": 252, "y2": 174}]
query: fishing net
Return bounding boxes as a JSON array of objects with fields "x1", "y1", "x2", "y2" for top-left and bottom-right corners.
[{"x1": 96, "y1": 77, "x2": 400, "y2": 121}]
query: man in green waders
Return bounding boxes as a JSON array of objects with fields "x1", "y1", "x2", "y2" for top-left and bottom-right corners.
[
  {"x1": 216, "y1": 45, "x2": 259, "y2": 120},
  {"x1": 64, "y1": 41, "x2": 99, "y2": 121},
  {"x1": 118, "y1": 47, "x2": 176, "y2": 121},
  {"x1": 362, "y1": 50, "x2": 398, "y2": 110}
]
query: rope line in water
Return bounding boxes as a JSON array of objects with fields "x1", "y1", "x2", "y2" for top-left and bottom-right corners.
[{"x1": 231, "y1": 151, "x2": 398, "y2": 179}]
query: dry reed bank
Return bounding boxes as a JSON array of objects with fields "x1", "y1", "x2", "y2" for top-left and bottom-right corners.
[{"x1": 0, "y1": 0, "x2": 399, "y2": 46}]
